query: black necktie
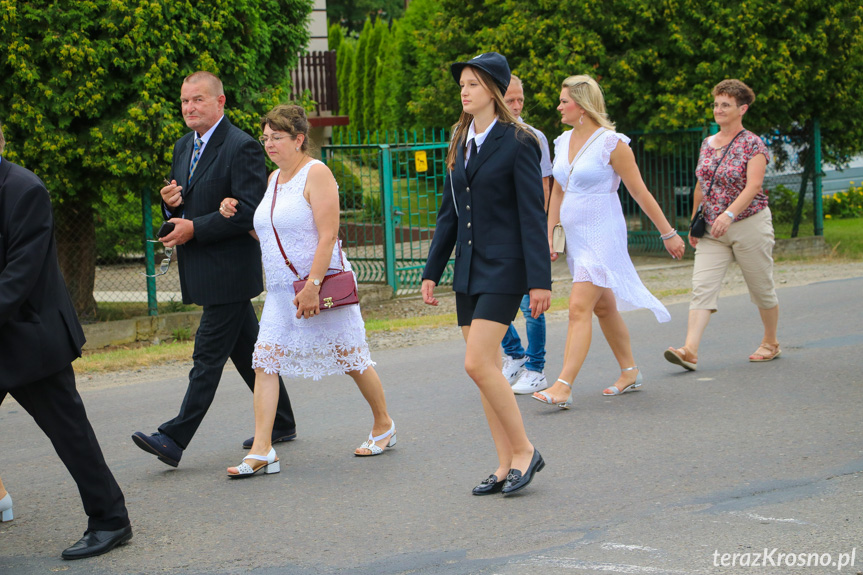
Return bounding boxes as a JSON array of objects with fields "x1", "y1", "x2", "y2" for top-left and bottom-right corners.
[{"x1": 467, "y1": 139, "x2": 478, "y2": 168}]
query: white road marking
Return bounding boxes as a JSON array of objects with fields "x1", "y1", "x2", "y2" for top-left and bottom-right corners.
[
  {"x1": 601, "y1": 543, "x2": 661, "y2": 553},
  {"x1": 520, "y1": 556, "x2": 694, "y2": 573}
]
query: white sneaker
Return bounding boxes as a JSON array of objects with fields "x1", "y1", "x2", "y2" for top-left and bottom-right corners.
[
  {"x1": 511, "y1": 369, "x2": 548, "y2": 395},
  {"x1": 502, "y1": 355, "x2": 528, "y2": 385}
]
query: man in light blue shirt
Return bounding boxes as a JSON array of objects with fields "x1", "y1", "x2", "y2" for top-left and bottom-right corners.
[{"x1": 502, "y1": 75, "x2": 552, "y2": 394}]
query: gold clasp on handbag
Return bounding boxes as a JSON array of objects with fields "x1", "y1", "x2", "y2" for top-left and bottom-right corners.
[{"x1": 323, "y1": 297, "x2": 334, "y2": 308}]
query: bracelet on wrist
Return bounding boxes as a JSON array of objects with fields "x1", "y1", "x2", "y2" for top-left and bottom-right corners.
[{"x1": 659, "y1": 229, "x2": 678, "y2": 241}]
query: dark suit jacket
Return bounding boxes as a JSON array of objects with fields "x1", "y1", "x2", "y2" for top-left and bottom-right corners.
[
  {"x1": 423, "y1": 122, "x2": 552, "y2": 295},
  {"x1": 0, "y1": 159, "x2": 86, "y2": 391},
  {"x1": 164, "y1": 117, "x2": 267, "y2": 306}
]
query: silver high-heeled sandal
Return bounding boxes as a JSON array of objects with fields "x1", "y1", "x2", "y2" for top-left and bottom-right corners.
[
  {"x1": 227, "y1": 447, "x2": 280, "y2": 479},
  {"x1": 355, "y1": 420, "x2": 397, "y2": 456},
  {"x1": 602, "y1": 366, "x2": 643, "y2": 396},
  {"x1": 0, "y1": 492, "x2": 13, "y2": 522},
  {"x1": 533, "y1": 378, "x2": 573, "y2": 409}
]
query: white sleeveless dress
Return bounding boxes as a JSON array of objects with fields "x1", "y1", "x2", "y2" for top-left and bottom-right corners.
[
  {"x1": 252, "y1": 160, "x2": 374, "y2": 380},
  {"x1": 552, "y1": 129, "x2": 670, "y2": 322}
]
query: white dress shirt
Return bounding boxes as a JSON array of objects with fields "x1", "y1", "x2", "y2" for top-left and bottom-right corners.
[
  {"x1": 465, "y1": 116, "x2": 498, "y2": 168},
  {"x1": 191, "y1": 114, "x2": 225, "y2": 170}
]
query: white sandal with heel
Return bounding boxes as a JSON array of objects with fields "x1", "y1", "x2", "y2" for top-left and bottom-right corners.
[
  {"x1": 533, "y1": 378, "x2": 573, "y2": 409},
  {"x1": 355, "y1": 420, "x2": 396, "y2": 456},
  {"x1": 0, "y1": 493, "x2": 13, "y2": 522},
  {"x1": 227, "y1": 447, "x2": 280, "y2": 479},
  {"x1": 603, "y1": 366, "x2": 643, "y2": 396}
]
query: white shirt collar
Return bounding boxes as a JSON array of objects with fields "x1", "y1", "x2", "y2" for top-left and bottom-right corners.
[
  {"x1": 467, "y1": 116, "x2": 498, "y2": 149},
  {"x1": 196, "y1": 114, "x2": 225, "y2": 143}
]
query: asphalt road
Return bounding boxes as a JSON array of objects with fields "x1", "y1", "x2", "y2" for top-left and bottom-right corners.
[{"x1": 1, "y1": 276, "x2": 862, "y2": 575}]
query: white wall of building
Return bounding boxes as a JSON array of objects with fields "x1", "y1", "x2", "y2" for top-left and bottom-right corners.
[{"x1": 309, "y1": 0, "x2": 328, "y2": 52}]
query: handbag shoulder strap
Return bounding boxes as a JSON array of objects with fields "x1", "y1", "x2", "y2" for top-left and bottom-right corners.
[
  {"x1": 703, "y1": 129, "x2": 745, "y2": 197},
  {"x1": 270, "y1": 168, "x2": 346, "y2": 280},
  {"x1": 566, "y1": 128, "x2": 606, "y2": 187}
]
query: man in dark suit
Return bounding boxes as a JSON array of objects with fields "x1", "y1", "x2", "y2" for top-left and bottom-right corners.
[
  {"x1": 132, "y1": 71, "x2": 296, "y2": 467},
  {"x1": 0, "y1": 122, "x2": 132, "y2": 559}
]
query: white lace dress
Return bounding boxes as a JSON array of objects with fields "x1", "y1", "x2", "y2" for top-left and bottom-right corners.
[
  {"x1": 252, "y1": 161, "x2": 374, "y2": 380},
  {"x1": 552, "y1": 129, "x2": 670, "y2": 322}
]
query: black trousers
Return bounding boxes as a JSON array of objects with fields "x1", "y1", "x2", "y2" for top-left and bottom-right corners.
[
  {"x1": 0, "y1": 364, "x2": 130, "y2": 531},
  {"x1": 159, "y1": 300, "x2": 296, "y2": 448}
]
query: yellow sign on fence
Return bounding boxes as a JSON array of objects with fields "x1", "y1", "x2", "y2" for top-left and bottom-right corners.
[{"x1": 414, "y1": 151, "x2": 428, "y2": 172}]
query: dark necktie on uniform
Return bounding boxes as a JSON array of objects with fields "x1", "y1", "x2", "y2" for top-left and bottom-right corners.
[
  {"x1": 467, "y1": 138, "x2": 478, "y2": 169},
  {"x1": 188, "y1": 137, "x2": 204, "y2": 182}
]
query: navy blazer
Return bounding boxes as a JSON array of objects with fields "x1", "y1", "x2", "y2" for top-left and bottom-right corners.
[
  {"x1": 423, "y1": 122, "x2": 551, "y2": 295},
  {"x1": 163, "y1": 117, "x2": 268, "y2": 306},
  {"x1": 0, "y1": 159, "x2": 86, "y2": 391}
]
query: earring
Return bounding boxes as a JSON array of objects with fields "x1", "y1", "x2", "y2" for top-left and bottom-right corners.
[
  {"x1": 295, "y1": 147, "x2": 300, "y2": 152},
  {"x1": 579, "y1": 114, "x2": 584, "y2": 126}
]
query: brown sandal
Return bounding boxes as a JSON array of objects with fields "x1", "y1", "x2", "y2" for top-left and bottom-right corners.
[
  {"x1": 749, "y1": 342, "x2": 781, "y2": 362},
  {"x1": 664, "y1": 346, "x2": 698, "y2": 371}
]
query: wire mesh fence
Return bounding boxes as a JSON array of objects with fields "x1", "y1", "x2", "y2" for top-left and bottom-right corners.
[{"x1": 58, "y1": 122, "x2": 833, "y2": 320}]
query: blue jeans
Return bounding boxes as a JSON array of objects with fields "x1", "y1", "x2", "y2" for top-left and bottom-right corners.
[{"x1": 501, "y1": 295, "x2": 546, "y2": 372}]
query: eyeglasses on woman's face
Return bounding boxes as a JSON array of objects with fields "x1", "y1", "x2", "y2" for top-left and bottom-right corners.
[
  {"x1": 712, "y1": 102, "x2": 739, "y2": 110},
  {"x1": 258, "y1": 134, "x2": 291, "y2": 145}
]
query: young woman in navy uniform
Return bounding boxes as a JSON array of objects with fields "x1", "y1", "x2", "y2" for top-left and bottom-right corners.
[{"x1": 422, "y1": 53, "x2": 552, "y2": 496}]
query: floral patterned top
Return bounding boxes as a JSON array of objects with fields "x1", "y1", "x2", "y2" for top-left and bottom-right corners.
[{"x1": 696, "y1": 130, "x2": 770, "y2": 225}]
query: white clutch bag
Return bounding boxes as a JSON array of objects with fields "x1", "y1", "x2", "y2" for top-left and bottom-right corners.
[{"x1": 552, "y1": 223, "x2": 566, "y2": 254}]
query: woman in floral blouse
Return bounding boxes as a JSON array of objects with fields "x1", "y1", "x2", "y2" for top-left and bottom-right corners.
[{"x1": 665, "y1": 79, "x2": 780, "y2": 371}]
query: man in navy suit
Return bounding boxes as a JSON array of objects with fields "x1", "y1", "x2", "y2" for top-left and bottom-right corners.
[
  {"x1": 132, "y1": 72, "x2": 297, "y2": 467},
  {"x1": 0, "y1": 121, "x2": 132, "y2": 559}
]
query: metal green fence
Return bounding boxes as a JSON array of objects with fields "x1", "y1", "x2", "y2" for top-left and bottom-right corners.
[
  {"x1": 324, "y1": 127, "x2": 714, "y2": 294},
  {"x1": 621, "y1": 126, "x2": 713, "y2": 251},
  {"x1": 323, "y1": 130, "x2": 451, "y2": 294},
  {"x1": 131, "y1": 123, "x2": 829, "y2": 311}
]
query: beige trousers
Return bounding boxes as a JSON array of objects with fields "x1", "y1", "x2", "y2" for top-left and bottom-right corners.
[{"x1": 690, "y1": 207, "x2": 779, "y2": 311}]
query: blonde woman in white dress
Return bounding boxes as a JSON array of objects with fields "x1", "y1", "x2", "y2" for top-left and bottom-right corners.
[
  {"x1": 220, "y1": 105, "x2": 395, "y2": 477},
  {"x1": 534, "y1": 76, "x2": 685, "y2": 407}
]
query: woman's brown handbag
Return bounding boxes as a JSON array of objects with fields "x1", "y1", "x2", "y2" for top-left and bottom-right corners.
[
  {"x1": 270, "y1": 179, "x2": 359, "y2": 312},
  {"x1": 292, "y1": 270, "x2": 358, "y2": 310}
]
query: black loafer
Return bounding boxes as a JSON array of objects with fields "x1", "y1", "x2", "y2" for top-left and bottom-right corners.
[
  {"x1": 242, "y1": 430, "x2": 297, "y2": 449},
  {"x1": 131, "y1": 431, "x2": 182, "y2": 467},
  {"x1": 61, "y1": 525, "x2": 132, "y2": 560},
  {"x1": 502, "y1": 449, "x2": 545, "y2": 495},
  {"x1": 472, "y1": 474, "x2": 505, "y2": 495}
]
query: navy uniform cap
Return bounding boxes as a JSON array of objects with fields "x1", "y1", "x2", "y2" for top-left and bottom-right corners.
[{"x1": 450, "y1": 52, "x2": 511, "y2": 94}]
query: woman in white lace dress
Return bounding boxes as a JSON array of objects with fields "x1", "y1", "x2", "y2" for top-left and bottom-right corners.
[
  {"x1": 220, "y1": 105, "x2": 395, "y2": 478},
  {"x1": 533, "y1": 76, "x2": 685, "y2": 407}
]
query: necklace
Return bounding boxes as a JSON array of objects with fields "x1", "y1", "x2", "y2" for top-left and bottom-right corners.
[{"x1": 279, "y1": 154, "x2": 307, "y2": 184}]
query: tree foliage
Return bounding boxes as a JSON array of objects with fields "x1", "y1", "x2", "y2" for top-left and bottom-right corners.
[
  {"x1": 367, "y1": 0, "x2": 863, "y2": 166},
  {"x1": 348, "y1": 19, "x2": 371, "y2": 135},
  {"x1": 0, "y1": 0, "x2": 312, "y2": 318},
  {"x1": 327, "y1": 0, "x2": 403, "y2": 34},
  {"x1": 363, "y1": 19, "x2": 388, "y2": 132}
]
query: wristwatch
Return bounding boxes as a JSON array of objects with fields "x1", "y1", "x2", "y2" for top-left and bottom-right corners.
[
  {"x1": 310, "y1": 278, "x2": 322, "y2": 287},
  {"x1": 723, "y1": 210, "x2": 735, "y2": 220}
]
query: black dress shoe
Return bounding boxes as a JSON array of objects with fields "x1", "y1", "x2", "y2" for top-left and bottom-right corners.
[
  {"x1": 242, "y1": 429, "x2": 297, "y2": 449},
  {"x1": 472, "y1": 474, "x2": 505, "y2": 495},
  {"x1": 501, "y1": 449, "x2": 545, "y2": 495},
  {"x1": 61, "y1": 525, "x2": 132, "y2": 560},
  {"x1": 131, "y1": 431, "x2": 182, "y2": 467}
]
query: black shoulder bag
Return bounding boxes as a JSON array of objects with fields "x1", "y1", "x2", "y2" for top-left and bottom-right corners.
[{"x1": 690, "y1": 130, "x2": 745, "y2": 238}]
